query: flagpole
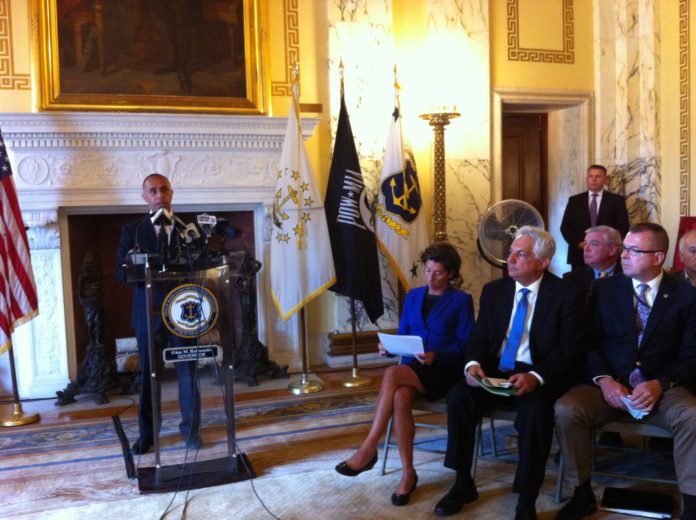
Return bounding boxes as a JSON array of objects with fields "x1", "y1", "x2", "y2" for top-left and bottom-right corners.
[
  {"x1": 288, "y1": 307, "x2": 324, "y2": 394},
  {"x1": 286, "y1": 62, "x2": 324, "y2": 395},
  {"x1": 340, "y1": 298, "x2": 372, "y2": 387},
  {"x1": 0, "y1": 340, "x2": 40, "y2": 427}
]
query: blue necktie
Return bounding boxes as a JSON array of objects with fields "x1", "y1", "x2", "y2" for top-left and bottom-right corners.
[
  {"x1": 499, "y1": 288, "x2": 530, "y2": 372},
  {"x1": 630, "y1": 283, "x2": 651, "y2": 387}
]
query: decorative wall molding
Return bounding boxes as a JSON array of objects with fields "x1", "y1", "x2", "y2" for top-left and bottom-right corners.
[
  {"x1": 1, "y1": 111, "x2": 319, "y2": 396},
  {"x1": 0, "y1": 0, "x2": 30, "y2": 90},
  {"x1": 271, "y1": 0, "x2": 300, "y2": 96},
  {"x1": 507, "y1": 0, "x2": 574, "y2": 64},
  {"x1": 680, "y1": 0, "x2": 690, "y2": 216}
]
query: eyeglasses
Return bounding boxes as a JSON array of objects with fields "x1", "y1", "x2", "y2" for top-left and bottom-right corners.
[{"x1": 621, "y1": 244, "x2": 664, "y2": 257}]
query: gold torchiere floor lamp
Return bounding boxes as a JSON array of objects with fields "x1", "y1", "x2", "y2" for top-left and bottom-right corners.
[{"x1": 419, "y1": 111, "x2": 460, "y2": 242}]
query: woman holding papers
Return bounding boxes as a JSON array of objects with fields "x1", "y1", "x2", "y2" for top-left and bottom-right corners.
[{"x1": 335, "y1": 243, "x2": 474, "y2": 506}]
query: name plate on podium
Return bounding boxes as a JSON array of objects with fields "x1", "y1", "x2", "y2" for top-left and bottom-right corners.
[{"x1": 163, "y1": 345, "x2": 220, "y2": 363}]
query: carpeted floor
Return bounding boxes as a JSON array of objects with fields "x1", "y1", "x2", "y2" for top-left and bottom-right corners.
[{"x1": 0, "y1": 383, "x2": 681, "y2": 519}]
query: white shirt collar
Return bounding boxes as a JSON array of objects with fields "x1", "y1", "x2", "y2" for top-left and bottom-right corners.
[
  {"x1": 632, "y1": 271, "x2": 663, "y2": 305},
  {"x1": 515, "y1": 273, "x2": 543, "y2": 296}
]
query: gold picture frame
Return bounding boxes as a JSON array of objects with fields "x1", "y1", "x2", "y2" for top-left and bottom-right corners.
[{"x1": 31, "y1": 0, "x2": 268, "y2": 114}]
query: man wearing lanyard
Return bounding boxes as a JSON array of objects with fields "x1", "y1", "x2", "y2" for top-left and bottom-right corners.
[{"x1": 554, "y1": 223, "x2": 696, "y2": 520}]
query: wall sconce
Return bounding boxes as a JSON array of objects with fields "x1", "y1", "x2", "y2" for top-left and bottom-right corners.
[{"x1": 419, "y1": 110, "x2": 460, "y2": 242}]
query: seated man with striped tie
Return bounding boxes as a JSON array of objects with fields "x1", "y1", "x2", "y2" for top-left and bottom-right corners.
[
  {"x1": 554, "y1": 223, "x2": 696, "y2": 520},
  {"x1": 434, "y1": 227, "x2": 584, "y2": 519},
  {"x1": 563, "y1": 225, "x2": 622, "y2": 295}
]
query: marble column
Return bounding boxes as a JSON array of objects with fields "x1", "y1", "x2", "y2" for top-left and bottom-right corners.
[{"x1": 595, "y1": 0, "x2": 660, "y2": 223}]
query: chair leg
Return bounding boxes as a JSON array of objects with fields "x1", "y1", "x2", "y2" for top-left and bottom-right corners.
[
  {"x1": 472, "y1": 420, "x2": 481, "y2": 480},
  {"x1": 381, "y1": 415, "x2": 394, "y2": 475},
  {"x1": 556, "y1": 450, "x2": 565, "y2": 503},
  {"x1": 490, "y1": 417, "x2": 499, "y2": 457}
]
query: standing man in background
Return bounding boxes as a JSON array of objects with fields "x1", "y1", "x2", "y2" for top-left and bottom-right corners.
[{"x1": 561, "y1": 165, "x2": 629, "y2": 270}]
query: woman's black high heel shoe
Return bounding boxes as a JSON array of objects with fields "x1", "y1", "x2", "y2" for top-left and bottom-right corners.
[
  {"x1": 391, "y1": 472, "x2": 418, "y2": 506},
  {"x1": 335, "y1": 453, "x2": 378, "y2": 477}
]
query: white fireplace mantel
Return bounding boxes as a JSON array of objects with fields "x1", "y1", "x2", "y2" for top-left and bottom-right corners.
[{"x1": 1, "y1": 111, "x2": 319, "y2": 398}]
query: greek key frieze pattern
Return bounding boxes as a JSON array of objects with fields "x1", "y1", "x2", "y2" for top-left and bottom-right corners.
[
  {"x1": 680, "y1": 0, "x2": 690, "y2": 216},
  {"x1": 271, "y1": 0, "x2": 300, "y2": 97},
  {"x1": 0, "y1": 0, "x2": 30, "y2": 90},
  {"x1": 507, "y1": 0, "x2": 574, "y2": 64}
]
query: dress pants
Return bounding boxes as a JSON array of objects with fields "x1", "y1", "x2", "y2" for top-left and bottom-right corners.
[
  {"x1": 555, "y1": 384, "x2": 696, "y2": 494},
  {"x1": 444, "y1": 376, "x2": 560, "y2": 497},
  {"x1": 136, "y1": 326, "x2": 201, "y2": 442}
]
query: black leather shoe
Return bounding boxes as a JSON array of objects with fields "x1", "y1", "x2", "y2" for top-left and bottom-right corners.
[
  {"x1": 391, "y1": 472, "x2": 418, "y2": 506},
  {"x1": 515, "y1": 506, "x2": 537, "y2": 520},
  {"x1": 335, "y1": 453, "x2": 378, "y2": 477},
  {"x1": 131, "y1": 437, "x2": 153, "y2": 455},
  {"x1": 555, "y1": 486, "x2": 597, "y2": 520},
  {"x1": 434, "y1": 480, "x2": 479, "y2": 516}
]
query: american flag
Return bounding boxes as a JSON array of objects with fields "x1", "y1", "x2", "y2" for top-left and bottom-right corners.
[{"x1": 0, "y1": 130, "x2": 38, "y2": 355}]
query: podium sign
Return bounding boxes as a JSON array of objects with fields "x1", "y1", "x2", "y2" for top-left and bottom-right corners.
[{"x1": 125, "y1": 250, "x2": 255, "y2": 493}]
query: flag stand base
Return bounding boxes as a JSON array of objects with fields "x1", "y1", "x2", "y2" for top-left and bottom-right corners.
[
  {"x1": 341, "y1": 368, "x2": 372, "y2": 388},
  {"x1": 288, "y1": 373, "x2": 323, "y2": 395},
  {"x1": 1, "y1": 403, "x2": 40, "y2": 427}
]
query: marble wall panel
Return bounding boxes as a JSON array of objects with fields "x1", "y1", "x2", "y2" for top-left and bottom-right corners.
[{"x1": 595, "y1": 0, "x2": 660, "y2": 227}]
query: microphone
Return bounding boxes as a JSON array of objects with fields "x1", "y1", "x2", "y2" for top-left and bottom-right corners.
[
  {"x1": 180, "y1": 222, "x2": 201, "y2": 244},
  {"x1": 151, "y1": 207, "x2": 173, "y2": 225},
  {"x1": 197, "y1": 213, "x2": 217, "y2": 236}
]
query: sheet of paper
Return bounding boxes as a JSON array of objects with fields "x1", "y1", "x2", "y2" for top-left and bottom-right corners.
[
  {"x1": 377, "y1": 333, "x2": 424, "y2": 357},
  {"x1": 620, "y1": 395, "x2": 649, "y2": 420}
]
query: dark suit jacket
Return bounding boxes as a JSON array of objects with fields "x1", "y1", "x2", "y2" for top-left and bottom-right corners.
[
  {"x1": 670, "y1": 270, "x2": 696, "y2": 287},
  {"x1": 466, "y1": 273, "x2": 584, "y2": 388},
  {"x1": 398, "y1": 285, "x2": 475, "y2": 366},
  {"x1": 560, "y1": 190, "x2": 629, "y2": 266},
  {"x1": 585, "y1": 273, "x2": 696, "y2": 386},
  {"x1": 562, "y1": 262, "x2": 622, "y2": 298}
]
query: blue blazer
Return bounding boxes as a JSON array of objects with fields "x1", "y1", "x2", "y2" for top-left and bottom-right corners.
[{"x1": 397, "y1": 285, "x2": 475, "y2": 366}]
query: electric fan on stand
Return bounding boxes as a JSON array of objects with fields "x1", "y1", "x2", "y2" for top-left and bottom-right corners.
[{"x1": 477, "y1": 199, "x2": 545, "y2": 268}]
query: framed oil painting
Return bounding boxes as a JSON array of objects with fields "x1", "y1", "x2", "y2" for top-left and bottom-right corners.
[{"x1": 32, "y1": 0, "x2": 268, "y2": 114}]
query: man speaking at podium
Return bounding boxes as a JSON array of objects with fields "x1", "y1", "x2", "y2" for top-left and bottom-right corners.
[{"x1": 115, "y1": 173, "x2": 202, "y2": 455}]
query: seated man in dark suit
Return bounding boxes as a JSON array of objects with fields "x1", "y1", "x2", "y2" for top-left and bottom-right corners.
[
  {"x1": 564, "y1": 225, "x2": 624, "y2": 449},
  {"x1": 434, "y1": 226, "x2": 584, "y2": 519},
  {"x1": 673, "y1": 229, "x2": 696, "y2": 287},
  {"x1": 554, "y1": 223, "x2": 696, "y2": 520},
  {"x1": 563, "y1": 225, "x2": 622, "y2": 295},
  {"x1": 560, "y1": 165, "x2": 629, "y2": 269}
]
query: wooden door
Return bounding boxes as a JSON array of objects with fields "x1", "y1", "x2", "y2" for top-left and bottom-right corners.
[{"x1": 502, "y1": 113, "x2": 548, "y2": 224}]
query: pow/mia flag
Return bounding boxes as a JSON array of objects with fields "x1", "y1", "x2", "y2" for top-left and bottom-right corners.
[
  {"x1": 375, "y1": 81, "x2": 429, "y2": 290},
  {"x1": 325, "y1": 90, "x2": 384, "y2": 323},
  {"x1": 270, "y1": 75, "x2": 335, "y2": 320}
]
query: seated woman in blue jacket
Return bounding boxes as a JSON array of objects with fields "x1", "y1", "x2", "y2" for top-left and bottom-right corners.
[{"x1": 335, "y1": 243, "x2": 475, "y2": 506}]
